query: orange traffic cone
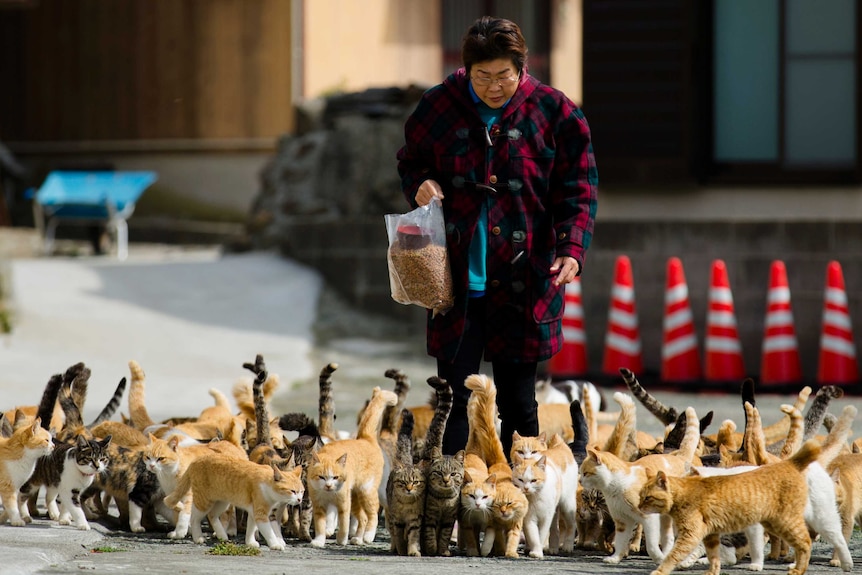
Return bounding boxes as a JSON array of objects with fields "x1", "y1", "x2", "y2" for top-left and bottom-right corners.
[
  {"x1": 547, "y1": 277, "x2": 588, "y2": 378},
  {"x1": 817, "y1": 260, "x2": 859, "y2": 386},
  {"x1": 704, "y1": 259, "x2": 745, "y2": 383},
  {"x1": 660, "y1": 257, "x2": 701, "y2": 383},
  {"x1": 602, "y1": 255, "x2": 643, "y2": 376},
  {"x1": 760, "y1": 260, "x2": 803, "y2": 387}
]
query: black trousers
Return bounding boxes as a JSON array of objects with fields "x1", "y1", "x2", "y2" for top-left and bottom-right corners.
[{"x1": 437, "y1": 296, "x2": 539, "y2": 460}]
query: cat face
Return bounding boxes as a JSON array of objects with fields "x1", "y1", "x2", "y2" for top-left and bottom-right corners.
[
  {"x1": 578, "y1": 451, "x2": 607, "y2": 491},
  {"x1": 308, "y1": 453, "x2": 347, "y2": 492},
  {"x1": 73, "y1": 435, "x2": 111, "y2": 476},
  {"x1": 390, "y1": 466, "x2": 425, "y2": 500},
  {"x1": 510, "y1": 432, "x2": 547, "y2": 463},
  {"x1": 512, "y1": 457, "x2": 547, "y2": 496},
  {"x1": 426, "y1": 456, "x2": 464, "y2": 497},
  {"x1": 142, "y1": 436, "x2": 180, "y2": 475},
  {"x1": 271, "y1": 465, "x2": 305, "y2": 506},
  {"x1": 638, "y1": 472, "x2": 671, "y2": 515},
  {"x1": 493, "y1": 490, "x2": 528, "y2": 521},
  {"x1": 460, "y1": 475, "x2": 496, "y2": 512},
  {"x1": 24, "y1": 419, "x2": 54, "y2": 455}
]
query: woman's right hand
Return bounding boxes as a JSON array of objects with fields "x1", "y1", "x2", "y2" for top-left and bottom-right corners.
[{"x1": 415, "y1": 179, "x2": 444, "y2": 206}]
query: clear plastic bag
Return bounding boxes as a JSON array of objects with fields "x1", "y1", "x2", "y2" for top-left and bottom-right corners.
[{"x1": 384, "y1": 200, "x2": 454, "y2": 315}]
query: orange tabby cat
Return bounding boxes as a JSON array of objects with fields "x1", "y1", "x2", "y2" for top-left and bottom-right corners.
[
  {"x1": 638, "y1": 438, "x2": 822, "y2": 575},
  {"x1": 579, "y1": 403, "x2": 701, "y2": 565},
  {"x1": 164, "y1": 453, "x2": 303, "y2": 549},
  {"x1": 463, "y1": 374, "x2": 528, "y2": 558},
  {"x1": 306, "y1": 386, "x2": 398, "y2": 547},
  {"x1": 829, "y1": 452, "x2": 862, "y2": 567},
  {"x1": 0, "y1": 415, "x2": 54, "y2": 526}
]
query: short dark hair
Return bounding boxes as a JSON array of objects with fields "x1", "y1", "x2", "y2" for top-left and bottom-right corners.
[{"x1": 461, "y1": 16, "x2": 528, "y2": 75}]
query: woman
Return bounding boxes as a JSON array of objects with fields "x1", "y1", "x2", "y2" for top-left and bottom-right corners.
[{"x1": 396, "y1": 16, "x2": 598, "y2": 458}]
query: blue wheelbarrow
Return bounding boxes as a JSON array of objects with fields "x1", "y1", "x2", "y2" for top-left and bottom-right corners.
[{"x1": 33, "y1": 170, "x2": 157, "y2": 261}]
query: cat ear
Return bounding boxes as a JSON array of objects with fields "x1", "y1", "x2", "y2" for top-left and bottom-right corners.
[
  {"x1": 76, "y1": 434, "x2": 88, "y2": 447},
  {"x1": 453, "y1": 450, "x2": 466, "y2": 463},
  {"x1": 537, "y1": 455, "x2": 547, "y2": 469},
  {"x1": 485, "y1": 473, "x2": 497, "y2": 486},
  {"x1": 167, "y1": 436, "x2": 181, "y2": 451},
  {"x1": 337, "y1": 453, "x2": 348, "y2": 466},
  {"x1": 148, "y1": 432, "x2": 158, "y2": 444},
  {"x1": 538, "y1": 432, "x2": 547, "y2": 443},
  {"x1": 655, "y1": 470, "x2": 669, "y2": 489},
  {"x1": 101, "y1": 434, "x2": 113, "y2": 447},
  {"x1": 271, "y1": 463, "x2": 283, "y2": 482},
  {"x1": 463, "y1": 470, "x2": 473, "y2": 484},
  {"x1": 292, "y1": 465, "x2": 303, "y2": 478},
  {"x1": 31, "y1": 417, "x2": 42, "y2": 433}
]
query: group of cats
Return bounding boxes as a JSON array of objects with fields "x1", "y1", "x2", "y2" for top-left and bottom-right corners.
[{"x1": 1, "y1": 356, "x2": 861, "y2": 575}]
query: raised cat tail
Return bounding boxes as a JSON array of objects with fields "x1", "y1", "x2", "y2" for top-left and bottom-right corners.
[
  {"x1": 602, "y1": 392, "x2": 637, "y2": 459},
  {"x1": 674, "y1": 406, "x2": 701, "y2": 463},
  {"x1": 243, "y1": 354, "x2": 272, "y2": 448},
  {"x1": 35, "y1": 373, "x2": 64, "y2": 431},
  {"x1": 568, "y1": 399, "x2": 589, "y2": 464},
  {"x1": 618, "y1": 367, "x2": 678, "y2": 426},
  {"x1": 788, "y1": 438, "x2": 822, "y2": 473},
  {"x1": 128, "y1": 360, "x2": 156, "y2": 430},
  {"x1": 581, "y1": 379, "x2": 598, "y2": 446},
  {"x1": 317, "y1": 363, "x2": 339, "y2": 439},
  {"x1": 356, "y1": 387, "x2": 399, "y2": 442},
  {"x1": 463, "y1": 374, "x2": 507, "y2": 468},
  {"x1": 803, "y1": 385, "x2": 843, "y2": 441},
  {"x1": 395, "y1": 409, "x2": 415, "y2": 467},
  {"x1": 382, "y1": 369, "x2": 411, "y2": 438},
  {"x1": 817, "y1": 404, "x2": 857, "y2": 467},
  {"x1": 420, "y1": 377, "x2": 453, "y2": 462},
  {"x1": 207, "y1": 387, "x2": 232, "y2": 411},
  {"x1": 87, "y1": 377, "x2": 127, "y2": 427}
]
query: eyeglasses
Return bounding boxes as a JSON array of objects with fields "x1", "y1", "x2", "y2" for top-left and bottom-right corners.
[{"x1": 471, "y1": 74, "x2": 520, "y2": 88}]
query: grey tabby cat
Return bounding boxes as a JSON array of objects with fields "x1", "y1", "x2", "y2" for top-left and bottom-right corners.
[
  {"x1": 420, "y1": 376, "x2": 465, "y2": 557},
  {"x1": 19, "y1": 433, "x2": 112, "y2": 530},
  {"x1": 385, "y1": 408, "x2": 426, "y2": 556}
]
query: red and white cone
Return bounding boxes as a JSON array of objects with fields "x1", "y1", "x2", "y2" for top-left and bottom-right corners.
[
  {"x1": 547, "y1": 277, "x2": 588, "y2": 379},
  {"x1": 817, "y1": 260, "x2": 859, "y2": 385},
  {"x1": 660, "y1": 257, "x2": 701, "y2": 383},
  {"x1": 601, "y1": 255, "x2": 643, "y2": 376},
  {"x1": 760, "y1": 260, "x2": 803, "y2": 387},
  {"x1": 704, "y1": 259, "x2": 745, "y2": 383}
]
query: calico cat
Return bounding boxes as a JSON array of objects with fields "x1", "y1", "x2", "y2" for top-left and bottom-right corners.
[
  {"x1": 511, "y1": 432, "x2": 578, "y2": 557},
  {"x1": 419, "y1": 376, "x2": 465, "y2": 557},
  {"x1": 385, "y1": 408, "x2": 426, "y2": 556},
  {"x1": 463, "y1": 374, "x2": 528, "y2": 559},
  {"x1": 164, "y1": 453, "x2": 303, "y2": 549},
  {"x1": 0, "y1": 415, "x2": 54, "y2": 526},
  {"x1": 306, "y1": 386, "x2": 397, "y2": 547},
  {"x1": 19, "y1": 434, "x2": 111, "y2": 530},
  {"x1": 638, "y1": 439, "x2": 822, "y2": 575},
  {"x1": 579, "y1": 403, "x2": 701, "y2": 565}
]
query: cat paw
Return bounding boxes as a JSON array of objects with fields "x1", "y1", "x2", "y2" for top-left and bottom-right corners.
[
  {"x1": 310, "y1": 537, "x2": 326, "y2": 549},
  {"x1": 603, "y1": 556, "x2": 622, "y2": 564},
  {"x1": 9, "y1": 519, "x2": 25, "y2": 527},
  {"x1": 130, "y1": 526, "x2": 146, "y2": 533},
  {"x1": 75, "y1": 523, "x2": 91, "y2": 531},
  {"x1": 348, "y1": 537, "x2": 363, "y2": 545},
  {"x1": 193, "y1": 537, "x2": 207, "y2": 544},
  {"x1": 528, "y1": 550, "x2": 544, "y2": 559},
  {"x1": 407, "y1": 550, "x2": 421, "y2": 557},
  {"x1": 58, "y1": 518, "x2": 71, "y2": 526},
  {"x1": 268, "y1": 541, "x2": 285, "y2": 551},
  {"x1": 743, "y1": 563, "x2": 763, "y2": 571},
  {"x1": 168, "y1": 530, "x2": 187, "y2": 540}
]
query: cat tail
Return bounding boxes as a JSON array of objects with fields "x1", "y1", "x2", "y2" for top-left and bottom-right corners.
[
  {"x1": 382, "y1": 369, "x2": 411, "y2": 438},
  {"x1": 463, "y1": 374, "x2": 508, "y2": 468},
  {"x1": 778, "y1": 404, "x2": 805, "y2": 459},
  {"x1": 581, "y1": 379, "x2": 598, "y2": 447},
  {"x1": 164, "y1": 467, "x2": 192, "y2": 511},
  {"x1": 64, "y1": 362, "x2": 90, "y2": 415},
  {"x1": 394, "y1": 409, "x2": 415, "y2": 467},
  {"x1": 760, "y1": 385, "x2": 811, "y2": 447},
  {"x1": 602, "y1": 392, "x2": 637, "y2": 460},
  {"x1": 128, "y1": 360, "x2": 156, "y2": 430},
  {"x1": 568, "y1": 399, "x2": 589, "y2": 465},
  {"x1": 317, "y1": 362, "x2": 339, "y2": 439},
  {"x1": 816, "y1": 404, "x2": 857, "y2": 467},
  {"x1": 356, "y1": 387, "x2": 398, "y2": 442},
  {"x1": 35, "y1": 373, "x2": 64, "y2": 431},
  {"x1": 674, "y1": 407, "x2": 701, "y2": 463},
  {"x1": 244, "y1": 354, "x2": 272, "y2": 448},
  {"x1": 803, "y1": 385, "x2": 843, "y2": 441},
  {"x1": 208, "y1": 388, "x2": 232, "y2": 411},
  {"x1": 87, "y1": 377, "x2": 127, "y2": 427},
  {"x1": 788, "y1": 438, "x2": 822, "y2": 472},
  {"x1": 279, "y1": 412, "x2": 320, "y2": 439},
  {"x1": 58, "y1": 379, "x2": 85, "y2": 430},
  {"x1": 421, "y1": 376, "x2": 453, "y2": 462},
  {"x1": 618, "y1": 368, "x2": 678, "y2": 426}
]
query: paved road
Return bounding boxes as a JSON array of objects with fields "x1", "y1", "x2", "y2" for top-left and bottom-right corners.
[{"x1": 1, "y1": 235, "x2": 859, "y2": 574}]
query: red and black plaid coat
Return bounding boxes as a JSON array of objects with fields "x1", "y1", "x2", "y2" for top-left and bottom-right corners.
[{"x1": 396, "y1": 68, "x2": 598, "y2": 363}]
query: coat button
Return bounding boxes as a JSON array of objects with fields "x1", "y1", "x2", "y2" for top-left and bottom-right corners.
[
  {"x1": 489, "y1": 175, "x2": 498, "y2": 184},
  {"x1": 490, "y1": 280, "x2": 500, "y2": 288},
  {"x1": 558, "y1": 232, "x2": 567, "y2": 240},
  {"x1": 491, "y1": 226, "x2": 501, "y2": 235}
]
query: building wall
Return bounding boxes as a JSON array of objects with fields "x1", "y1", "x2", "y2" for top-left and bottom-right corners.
[{"x1": 302, "y1": 0, "x2": 443, "y2": 99}]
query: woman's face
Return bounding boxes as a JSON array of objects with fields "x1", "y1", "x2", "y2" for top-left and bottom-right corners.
[{"x1": 469, "y1": 58, "x2": 520, "y2": 109}]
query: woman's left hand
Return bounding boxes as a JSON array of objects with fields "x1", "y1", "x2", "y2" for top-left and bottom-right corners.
[{"x1": 550, "y1": 256, "x2": 580, "y2": 286}]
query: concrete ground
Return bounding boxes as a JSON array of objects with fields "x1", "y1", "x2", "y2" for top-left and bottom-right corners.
[{"x1": 0, "y1": 228, "x2": 860, "y2": 574}]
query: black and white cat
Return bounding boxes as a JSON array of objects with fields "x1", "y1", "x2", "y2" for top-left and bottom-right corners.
[{"x1": 20, "y1": 434, "x2": 112, "y2": 530}]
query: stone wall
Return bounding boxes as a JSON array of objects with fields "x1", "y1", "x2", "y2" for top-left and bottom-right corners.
[{"x1": 278, "y1": 217, "x2": 862, "y2": 385}]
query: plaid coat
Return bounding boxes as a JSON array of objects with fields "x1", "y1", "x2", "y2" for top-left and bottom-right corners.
[{"x1": 396, "y1": 68, "x2": 598, "y2": 363}]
